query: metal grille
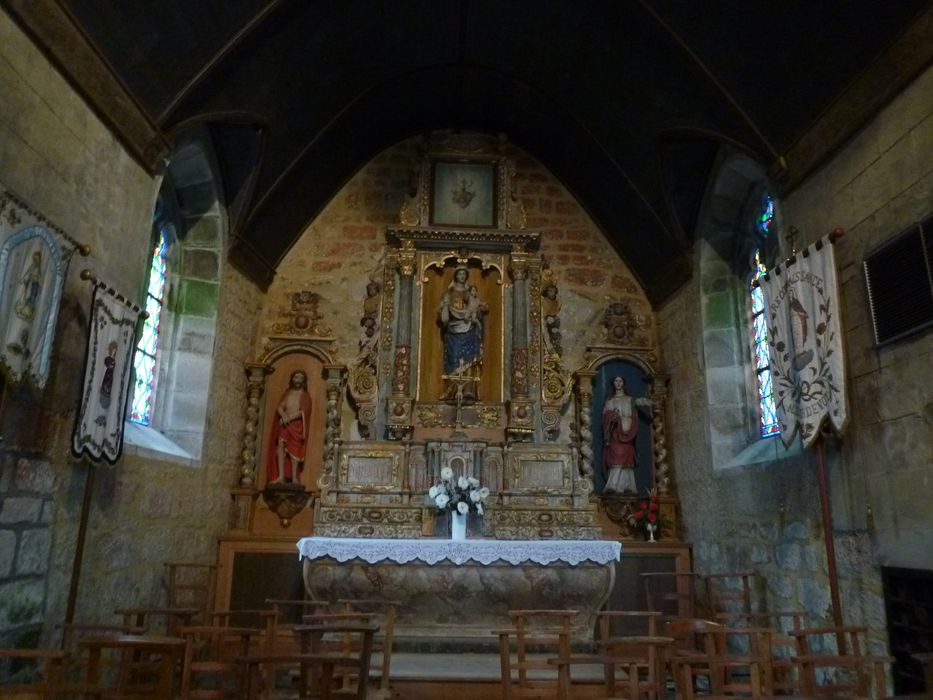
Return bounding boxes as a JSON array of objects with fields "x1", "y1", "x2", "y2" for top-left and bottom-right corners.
[{"x1": 864, "y1": 216, "x2": 933, "y2": 346}]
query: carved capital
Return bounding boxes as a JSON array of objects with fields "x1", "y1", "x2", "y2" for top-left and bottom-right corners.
[
  {"x1": 396, "y1": 239, "x2": 417, "y2": 277},
  {"x1": 509, "y1": 253, "x2": 530, "y2": 281}
]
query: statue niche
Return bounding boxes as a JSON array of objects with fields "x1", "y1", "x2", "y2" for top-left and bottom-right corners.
[{"x1": 419, "y1": 262, "x2": 503, "y2": 404}]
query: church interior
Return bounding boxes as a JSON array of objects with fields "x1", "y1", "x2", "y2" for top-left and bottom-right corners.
[{"x1": 1, "y1": 1, "x2": 932, "y2": 697}]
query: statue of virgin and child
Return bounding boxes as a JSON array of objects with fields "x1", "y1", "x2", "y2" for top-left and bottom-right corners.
[{"x1": 438, "y1": 265, "x2": 488, "y2": 401}]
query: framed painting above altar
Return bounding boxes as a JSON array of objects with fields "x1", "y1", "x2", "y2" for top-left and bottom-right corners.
[{"x1": 430, "y1": 160, "x2": 497, "y2": 227}]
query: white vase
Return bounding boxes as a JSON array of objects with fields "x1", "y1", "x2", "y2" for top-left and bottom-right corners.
[{"x1": 451, "y1": 512, "x2": 467, "y2": 540}]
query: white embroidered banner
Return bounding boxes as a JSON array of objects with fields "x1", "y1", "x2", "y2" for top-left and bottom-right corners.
[
  {"x1": 759, "y1": 237, "x2": 847, "y2": 448},
  {"x1": 0, "y1": 187, "x2": 76, "y2": 389},
  {"x1": 72, "y1": 288, "x2": 140, "y2": 463}
]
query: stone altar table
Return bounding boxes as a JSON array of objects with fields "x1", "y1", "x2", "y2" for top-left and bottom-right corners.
[{"x1": 298, "y1": 537, "x2": 620, "y2": 644}]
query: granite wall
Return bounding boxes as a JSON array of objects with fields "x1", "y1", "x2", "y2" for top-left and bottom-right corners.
[{"x1": 659, "y1": 64, "x2": 933, "y2": 654}]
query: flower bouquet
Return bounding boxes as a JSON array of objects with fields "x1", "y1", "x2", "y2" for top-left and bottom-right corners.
[
  {"x1": 627, "y1": 488, "x2": 663, "y2": 541},
  {"x1": 428, "y1": 467, "x2": 489, "y2": 539}
]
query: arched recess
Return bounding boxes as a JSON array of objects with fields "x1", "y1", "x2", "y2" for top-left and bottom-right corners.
[
  {"x1": 573, "y1": 349, "x2": 671, "y2": 497},
  {"x1": 125, "y1": 127, "x2": 227, "y2": 461},
  {"x1": 693, "y1": 147, "x2": 797, "y2": 468},
  {"x1": 238, "y1": 338, "x2": 346, "y2": 494}
]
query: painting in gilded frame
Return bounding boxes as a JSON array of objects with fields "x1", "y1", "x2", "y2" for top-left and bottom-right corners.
[{"x1": 431, "y1": 160, "x2": 497, "y2": 227}]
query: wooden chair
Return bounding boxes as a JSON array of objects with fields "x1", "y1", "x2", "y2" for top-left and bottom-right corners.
[
  {"x1": 703, "y1": 572, "x2": 757, "y2": 621},
  {"x1": 210, "y1": 609, "x2": 279, "y2": 650},
  {"x1": 337, "y1": 598, "x2": 399, "y2": 696},
  {"x1": 115, "y1": 606, "x2": 200, "y2": 637},
  {"x1": 791, "y1": 625, "x2": 893, "y2": 697},
  {"x1": 164, "y1": 562, "x2": 218, "y2": 622},
  {"x1": 595, "y1": 611, "x2": 670, "y2": 699},
  {"x1": 666, "y1": 617, "x2": 720, "y2": 697},
  {"x1": 265, "y1": 598, "x2": 334, "y2": 652},
  {"x1": 79, "y1": 633, "x2": 187, "y2": 700},
  {"x1": 702, "y1": 625, "x2": 775, "y2": 697},
  {"x1": 0, "y1": 648, "x2": 66, "y2": 699},
  {"x1": 179, "y1": 625, "x2": 257, "y2": 699},
  {"x1": 641, "y1": 572, "x2": 704, "y2": 619},
  {"x1": 495, "y1": 609, "x2": 577, "y2": 699},
  {"x1": 299, "y1": 613, "x2": 380, "y2": 697},
  {"x1": 713, "y1": 611, "x2": 806, "y2": 694},
  {"x1": 57, "y1": 622, "x2": 146, "y2": 692},
  {"x1": 238, "y1": 622, "x2": 378, "y2": 700}
]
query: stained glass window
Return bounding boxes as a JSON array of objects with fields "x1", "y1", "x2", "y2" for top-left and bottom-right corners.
[
  {"x1": 750, "y1": 195, "x2": 779, "y2": 437},
  {"x1": 130, "y1": 226, "x2": 171, "y2": 425}
]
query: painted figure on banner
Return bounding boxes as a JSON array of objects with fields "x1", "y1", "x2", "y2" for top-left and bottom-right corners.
[
  {"x1": 269, "y1": 370, "x2": 313, "y2": 484},
  {"x1": 438, "y1": 265, "x2": 488, "y2": 400},
  {"x1": 99, "y1": 340, "x2": 118, "y2": 409},
  {"x1": 602, "y1": 376, "x2": 652, "y2": 494},
  {"x1": 15, "y1": 250, "x2": 43, "y2": 322},
  {"x1": 4, "y1": 246, "x2": 46, "y2": 361}
]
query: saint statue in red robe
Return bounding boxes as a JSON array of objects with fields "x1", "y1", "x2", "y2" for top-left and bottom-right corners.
[{"x1": 268, "y1": 370, "x2": 313, "y2": 484}]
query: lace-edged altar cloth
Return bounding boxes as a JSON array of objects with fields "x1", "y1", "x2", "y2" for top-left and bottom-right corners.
[{"x1": 297, "y1": 537, "x2": 621, "y2": 566}]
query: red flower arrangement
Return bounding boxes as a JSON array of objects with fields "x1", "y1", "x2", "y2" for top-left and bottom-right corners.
[{"x1": 627, "y1": 488, "x2": 664, "y2": 539}]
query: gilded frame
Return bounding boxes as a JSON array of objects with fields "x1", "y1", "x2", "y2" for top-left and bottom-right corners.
[{"x1": 430, "y1": 159, "x2": 497, "y2": 228}]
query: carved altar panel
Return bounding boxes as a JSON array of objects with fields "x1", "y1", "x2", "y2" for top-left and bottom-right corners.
[
  {"x1": 337, "y1": 444, "x2": 405, "y2": 492},
  {"x1": 505, "y1": 445, "x2": 574, "y2": 494}
]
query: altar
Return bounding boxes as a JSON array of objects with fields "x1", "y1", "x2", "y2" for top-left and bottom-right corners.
[{"x1": 298, "y1": 537, "x2": 620, "y2": 643}]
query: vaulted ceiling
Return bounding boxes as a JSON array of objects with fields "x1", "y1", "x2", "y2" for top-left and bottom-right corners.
[{"x1": 6, "y1": 1, "x2": 932, "y2": 302}]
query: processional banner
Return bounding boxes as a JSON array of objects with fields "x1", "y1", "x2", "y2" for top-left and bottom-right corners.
[
  {"x1": 0, "y1": 185, "x2": 77, "y2": 389},
  {"x1": 72, "y1": 288, "x2": 141, "y2": 464},
  {"x1": 759, "y1": 236, "x2": 847, "y2": 449}
]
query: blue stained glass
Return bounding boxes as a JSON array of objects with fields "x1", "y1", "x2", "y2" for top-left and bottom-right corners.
[
  {"x1": 759, "y1": 195, "x2": 774, "y2": 235},
  {"x1": 749, "y1": 245, "x2": 779, "y2": 438},
  {"x1": 130, "y1": 230, "x2": 169, "y2": 426},
  {"x1": 130, "y1": 353, "x2": 155, "y2": 423}
]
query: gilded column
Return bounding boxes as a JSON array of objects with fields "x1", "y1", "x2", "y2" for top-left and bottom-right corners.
[
  {"x1": 321, "y1": 364, "x2": 347, "y2": 487},
  {"x1": 387, "y1": 240, "x2": 416, "y2": 440},
  {"x1": 239, "y1": 362, "x2": 273, "y2": 486},
  {"x1": 507, "y1": 253, "x2": 534, "y2": 439},
  {"x1": 573, "y1": 369, "x2": 597, "y2": 494}
]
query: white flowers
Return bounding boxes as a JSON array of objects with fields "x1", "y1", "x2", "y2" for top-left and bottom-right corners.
[{"x1": 427, "y1": 469, "x2": 490, "y2": 515}]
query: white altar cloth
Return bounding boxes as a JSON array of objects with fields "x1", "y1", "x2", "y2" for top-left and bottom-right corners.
[{"x1": 297, "y1": 536, "x2": 621, "y2": 566}]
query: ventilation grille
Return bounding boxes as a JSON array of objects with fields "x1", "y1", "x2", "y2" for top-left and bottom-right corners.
[{"x1": 863, "y1": 215, "x2": 933, "y2": 346}]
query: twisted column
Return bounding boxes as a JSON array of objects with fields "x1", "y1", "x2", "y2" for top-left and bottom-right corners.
[{"x1": 239, "y1": 363, "x2": 272, "y2": 486}]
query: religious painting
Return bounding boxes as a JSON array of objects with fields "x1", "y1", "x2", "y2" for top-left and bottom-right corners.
[
  {"x1": 592, "y1": 361, "x2": 653, "y2": 496},
  {"x1": 430, "y1": 160, "x2": 497, "y2": 228},
  {"x1": 259, "y1": 354, "x2": 326, "y2": 490}
]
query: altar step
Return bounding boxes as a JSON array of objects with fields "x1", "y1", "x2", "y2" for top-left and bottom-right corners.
[{"x1": 382, "y1": 652, "x2": 607, "y2": 699}]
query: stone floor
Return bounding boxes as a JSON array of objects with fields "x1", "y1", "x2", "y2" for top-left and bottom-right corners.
[{"x1": 386, "y1": 651, "x2": 605, "y2": 682}]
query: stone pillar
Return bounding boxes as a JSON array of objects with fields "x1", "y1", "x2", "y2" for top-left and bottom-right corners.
[
  {"x1": 387, "y1": 241, "x2": 416, "y2": 440},
  {"x1": 239, "y1": 362, "x2": 273, "y2": 486},
  {"x1": 573, "y1": 369, "x2": 597, "y2": 494},
  {"x1": 507, "y1": 253, "x2": 534, "y2": 440}
]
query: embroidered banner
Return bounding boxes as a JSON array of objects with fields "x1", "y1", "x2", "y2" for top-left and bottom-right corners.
[
  {"x1": 0, "y1": 186, "x2": 76, "y2": 389},
  {"x1": 759, "y1": 237, "x2": 847, "y2": 448},
  {"x1": 72, "y1": 288, "x2": 140, "y2": 463}
]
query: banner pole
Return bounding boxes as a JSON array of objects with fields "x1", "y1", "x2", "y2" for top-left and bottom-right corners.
[
  {"x1": 816, "y1": 435, "x2": 844, "y2": 631},
  {"x1": 64, "y1": 461, "x2": 95, "y2": 633}
]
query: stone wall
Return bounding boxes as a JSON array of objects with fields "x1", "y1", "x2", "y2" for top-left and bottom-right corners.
[
  {"x1": 0, "y1": 9, "x2": 264, "y2": 646},
  {"x1": 659, "y1": 65, "x2": 933, "y2": 654}
]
